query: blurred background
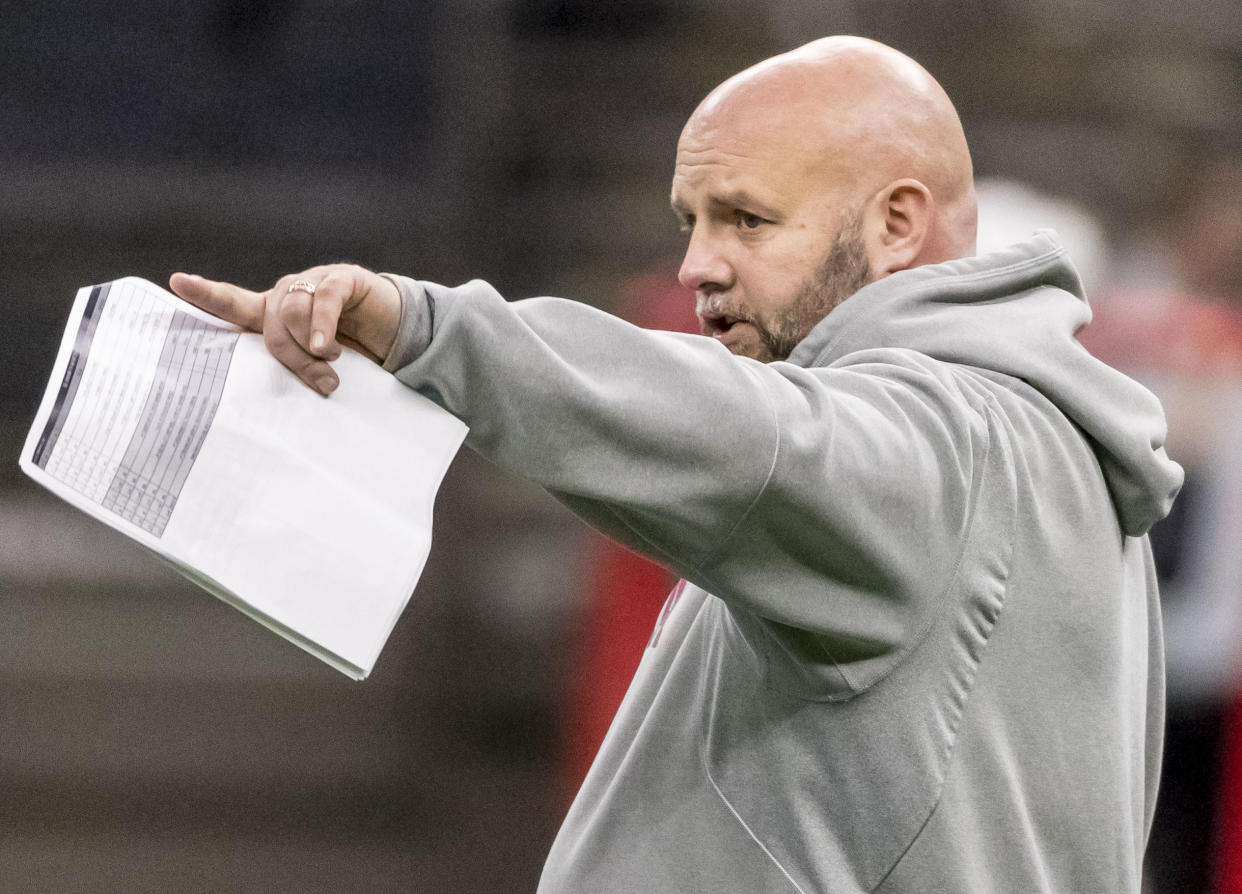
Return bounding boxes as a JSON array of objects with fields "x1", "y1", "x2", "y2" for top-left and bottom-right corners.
[{"x1": 3, "y1": 1, "x2": 1242, "y2": 891}]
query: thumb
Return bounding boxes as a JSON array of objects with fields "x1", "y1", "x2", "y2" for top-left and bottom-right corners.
[{"x1": 169, "y1": 272, "x2": 266, "y2": 332}]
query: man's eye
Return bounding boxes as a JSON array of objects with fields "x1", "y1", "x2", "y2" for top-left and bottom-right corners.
[{"x1": 737, "y1": 213, "x2": 765, "y2": 229}]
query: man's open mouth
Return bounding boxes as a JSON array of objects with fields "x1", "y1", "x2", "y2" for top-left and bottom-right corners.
[{"x1": 699, "y1": 311, "x2": 745, "y2": 338}]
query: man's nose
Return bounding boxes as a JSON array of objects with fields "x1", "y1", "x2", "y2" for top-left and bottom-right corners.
[{"x1": 678, "y1": 229, "x2": 732, "y2": 293}]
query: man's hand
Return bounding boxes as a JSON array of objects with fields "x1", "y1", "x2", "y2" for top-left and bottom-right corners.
[{"x1": 169, "y1": 264, "x2": 402, "y2": 396}]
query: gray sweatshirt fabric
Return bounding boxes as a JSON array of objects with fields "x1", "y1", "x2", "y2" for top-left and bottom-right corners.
[{"x1": 383, "y1": 231, "x2": 1182, "y2": 893}]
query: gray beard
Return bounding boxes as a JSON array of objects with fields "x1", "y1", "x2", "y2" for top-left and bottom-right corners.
[{"x1": 754, "y1": 217, "x2": 872, "y2": 362}]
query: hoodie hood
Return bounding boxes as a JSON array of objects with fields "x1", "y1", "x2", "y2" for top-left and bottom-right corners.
[{"x1": 787, "y1": 230, "x2": 1183, "y2": 536}]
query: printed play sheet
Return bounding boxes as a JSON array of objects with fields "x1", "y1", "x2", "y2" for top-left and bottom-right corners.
[
  {"x1": 21, "y1": 277, "x2": 468, "y2": 680},
  {"x1": 30, "y1": 280, "x2": 238, "y2": 536}
]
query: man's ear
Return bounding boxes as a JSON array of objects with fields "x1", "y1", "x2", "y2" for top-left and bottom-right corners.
[{"x1": 864, "y1": 179, "x2": 934, "y2": 276}]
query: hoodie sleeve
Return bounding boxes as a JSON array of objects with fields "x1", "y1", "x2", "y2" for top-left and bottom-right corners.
[{"x1": 388, "y1": 277, "x2": 988, "y2": 689}]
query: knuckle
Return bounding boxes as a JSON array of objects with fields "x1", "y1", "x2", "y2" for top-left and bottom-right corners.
[
  {"x1": 263, "y1": 325, "x2": 288, "y2": 351},
  {"x1": 278, "y1": 292, "x2": 310, "y2": 323},
  {"x1": 316, "y1": 276, "x2": 348, "y2": 310},
  {"x1": 325, "y1": 265, "x2": 354, "y2": 287},
  {"x1": 291, "y1": 353, "x2": 321, "y2": 376}
]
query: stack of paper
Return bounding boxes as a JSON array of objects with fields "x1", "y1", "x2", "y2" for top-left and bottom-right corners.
[{"x1": 20, "y1": 277, "x2": 467, "y2": 680}]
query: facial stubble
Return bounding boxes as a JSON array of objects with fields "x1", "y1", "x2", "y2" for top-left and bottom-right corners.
[{"x1": 753, "y1": 217, "x2": 872, "y2": 362}]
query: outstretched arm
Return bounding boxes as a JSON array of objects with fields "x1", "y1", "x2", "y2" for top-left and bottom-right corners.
[
  {"x1": 169, "y1": 264, "x2": 403, "y2": 396},
  {"x1": 381, "y1": 277, "x2": 982, "y2": 683}
]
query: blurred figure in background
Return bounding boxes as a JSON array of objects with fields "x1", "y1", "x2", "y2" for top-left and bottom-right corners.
[
  {"x1": 974, "y1": 177, "x2": 1110, "y2": 294},
  {"x1": 1083, "y1": 152, "x2": 1242, "y2": 894}
]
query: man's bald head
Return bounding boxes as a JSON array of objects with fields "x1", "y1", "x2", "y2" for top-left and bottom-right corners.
[
  {"x1": 684, "y1": 36, "x2": 977, "y2": 265},
  {"x1": 671, "y1": 37, "x2": 977, "y2": 361}
]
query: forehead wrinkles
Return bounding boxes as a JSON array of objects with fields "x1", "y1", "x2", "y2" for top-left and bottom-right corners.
[
  {"x1": 676, "y1": 115, "x2": 763, "y2": 166},
  {"x1": 673, "y1": 124, "x2": 834, "y2": 211},
  {"x1": 677, "y1": 95, "x2": 854, "y2": 198},
  {"x1": 675, "y1": 144, "x2": 757, "y2": 175}
]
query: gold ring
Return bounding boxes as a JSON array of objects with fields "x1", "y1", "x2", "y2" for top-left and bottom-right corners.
[{"x1": 287, "y1": 279, "x2": 317, "y2": 296}]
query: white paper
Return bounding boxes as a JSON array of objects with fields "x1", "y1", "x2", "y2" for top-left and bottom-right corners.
[{"x1": 20, "y1": 277, "x2": 467, "y2": 680}]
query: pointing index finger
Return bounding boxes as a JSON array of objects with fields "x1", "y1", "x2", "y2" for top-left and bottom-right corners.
[{"x1": 169, "y1": 272, "x2": 266, "y2": 332}]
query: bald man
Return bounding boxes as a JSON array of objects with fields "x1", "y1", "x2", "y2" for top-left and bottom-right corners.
[{"x1": 174, "y1": 37, "x2": 1181, "y2": 894}]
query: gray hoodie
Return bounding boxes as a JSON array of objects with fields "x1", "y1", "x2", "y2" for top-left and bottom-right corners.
[{"x1": 384, "y1": 231, "x2": 1182, "y2": 893}]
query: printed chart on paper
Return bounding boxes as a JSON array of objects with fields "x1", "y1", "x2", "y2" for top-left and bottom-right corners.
[{"x1": 30, "y1": 280, "x2": 239, "y2": 537}]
